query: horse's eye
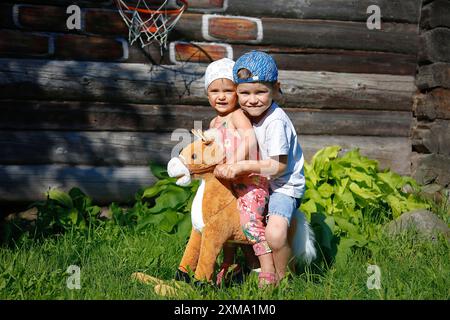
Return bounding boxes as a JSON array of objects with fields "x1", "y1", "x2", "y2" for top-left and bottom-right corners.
[{"x1": 191, "y1": 154, "x2": 197, "y2": 160}]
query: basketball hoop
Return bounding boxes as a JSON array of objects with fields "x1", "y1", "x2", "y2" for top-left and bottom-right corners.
[{"x1": 116, "y1": 0, "x2": 188, "y2": 51}]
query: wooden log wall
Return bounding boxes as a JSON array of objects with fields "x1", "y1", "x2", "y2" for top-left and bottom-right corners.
[
  {"x1": 0, "y1": 0, "x2": 423, "y2": 203},
  {"x1": 412, "y1": 0, "x2": 450, "y2": 190}
]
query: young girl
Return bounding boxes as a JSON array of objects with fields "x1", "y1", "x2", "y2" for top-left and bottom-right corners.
[
  {"x1": 214, "y1": 51, "x2": 306, "y2": 285},
  {"x1": 203, "y1": 58, "x2": 276, "y2": 286}
]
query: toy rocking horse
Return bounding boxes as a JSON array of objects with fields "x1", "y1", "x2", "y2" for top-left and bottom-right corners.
[{"x1": 166, "y1": 128, "x2": 317, "y2": 283}]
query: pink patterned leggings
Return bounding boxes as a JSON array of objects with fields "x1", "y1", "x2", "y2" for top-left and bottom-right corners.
[{"x1": 233, "y1": 174, "x2": 272, "y2": 256}]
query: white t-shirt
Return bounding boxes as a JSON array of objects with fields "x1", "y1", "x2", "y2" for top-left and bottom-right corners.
[{"x1": 252, "y1": 102, "x2": 305, "y2": 198}]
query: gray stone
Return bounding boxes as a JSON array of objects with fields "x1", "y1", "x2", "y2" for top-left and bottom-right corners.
[{"x1": 384, "y1": 209, "x2": 450, "y2": 241}]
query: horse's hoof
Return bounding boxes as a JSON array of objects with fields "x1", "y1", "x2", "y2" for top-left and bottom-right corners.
[{"x1": 174, "y1": 269, "x2": 192, "y2": 283}]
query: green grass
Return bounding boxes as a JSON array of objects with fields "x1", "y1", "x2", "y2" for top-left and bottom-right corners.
[{"x1": 1, "y1": 223, "x2": 448, "y2": 300}]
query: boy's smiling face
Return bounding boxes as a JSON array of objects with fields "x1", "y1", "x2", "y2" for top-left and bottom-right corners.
[{"x1": 236, "y1": 82, "x2": 278, "y2": 121}]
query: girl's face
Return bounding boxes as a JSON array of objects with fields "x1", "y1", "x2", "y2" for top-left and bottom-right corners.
[
  {"x1": 207, "y1": 78, "x2": 237, "y2": 115},
  {"x1": 236, "y1": 82, "x2": 278, "y2": 121}
]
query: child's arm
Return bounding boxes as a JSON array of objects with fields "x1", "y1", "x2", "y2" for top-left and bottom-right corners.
[
  {"x1": 214, "y1": 156, "x2": 287, "y2": 180},
  {"x1": 226, "y1": 109, "x2": 258, "y2": 164},
  {"x1": 215, "y1": 118, "x2": 290, "y2": 179}
]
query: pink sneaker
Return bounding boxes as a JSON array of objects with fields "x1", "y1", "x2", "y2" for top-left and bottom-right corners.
[{"x1": 258, "y1": 272, "x2": 278, "y2": 288}]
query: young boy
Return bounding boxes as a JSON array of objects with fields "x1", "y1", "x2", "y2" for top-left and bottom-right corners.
[{"x1": 214, "y1": 51, "x2": 306, "y2": 284}]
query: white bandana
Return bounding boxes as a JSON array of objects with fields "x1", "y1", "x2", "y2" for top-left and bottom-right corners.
[{"x1": 204, "y1": 58, "x2": 235, "y2": 91}]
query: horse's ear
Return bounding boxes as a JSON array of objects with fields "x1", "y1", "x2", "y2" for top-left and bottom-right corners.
[
  {"x1": 202, "y1": 130, "x2": 216, "y2": 145},
  {"x1": 191, "y1": 129, "x2": 204, "y2": 141}
]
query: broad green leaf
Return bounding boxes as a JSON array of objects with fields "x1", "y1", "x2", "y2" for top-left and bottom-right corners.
[
  {"x1": 69, "y1": 209, "x2": 78, "y2": 225},
  {"x1": 311, "y1": 213, "x2": 334, "y2": 251},
  {"x1": 87, "y1": 205, "x2": 101, "y2": 218},
  {"x1": 324, "y1": 216, "x2": 335, "y2": 233},
  {"x1": 176, "y1": 212, "x2": 192, "y2": 239},
  {"x1": 335, "y1": 238, "x2": 355, "y2": 266},
  {"x1": 349, "y1": 182, "x2": 379, "y2": 201},
  {"x1": 159, "y1": 210, "x2": 180, "y2": 233},
  {"x1": 334, "y1": 216, "x2": 359, "y2": 236},
  {"x1": 148, "y1": 185, "x2": 191, "y2": 214},
  {"x1": 330, "y1": 162, "x2": 346, "y2": 181},
  {"x1": 377, "y1": 171, "x2": 404, "y2": 192},
  {"x1": 347, "y1": 168, "x2": 374, "y2": 187},
  {"x1": 335, "y1": 190, "x2": 356, "y2": 211},
  {"x1": 141, "y1": 179, "x2": 173, "y2": 199},
  {"x1": 405, "y1": 194, "x2": 429, "y2": 212},
  {"x1": 68, "y1": 187, "x2": 91, "y2": 210},
  {"x1": 136, "y1": 213, "x2": 164, "y2": 231},
  {"x1": 386, "y1": 194, "x2": 404, "y2": 218},
  {"x1": 334, "y1": 177, "x2": 349, "y2": 197},
  {"x1": 47, "y1": 188, "x2": 73, "y2": 209},
  {"x1": 304, "y1": 163, "x2": 319, "y2": 186},
  {"x1": 301, "y1": 199, "x2": 317, "y2": 215},
  {"x1": 311, "y1": 146, "x2": 341, "y2": 177},
  {"x1": 149, "y1": 161, "x2": 170, "y2": 179},
  {"x1": 305, "y1": 189, "x2": 326, "y2": 207},
  {"x1": 318, "y1": 183, "x2": 334, "y2": 199}
]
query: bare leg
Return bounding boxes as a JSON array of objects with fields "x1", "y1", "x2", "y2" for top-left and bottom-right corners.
[
  {"x1": 265, "y1": 215, "x2": 291, "y2": 280},
  {"x1": 258, "y1": 252, "x2": 276, "y2": 274}
]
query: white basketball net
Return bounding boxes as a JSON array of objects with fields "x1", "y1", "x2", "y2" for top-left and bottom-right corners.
[{"x1": 116, "y1": 0, "x2": 187, "y2": 50}]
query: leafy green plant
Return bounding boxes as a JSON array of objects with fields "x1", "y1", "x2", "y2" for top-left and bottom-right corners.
[
  {"x1": 34, "y1": 187, "x2": 102, "y2": 235},
  {"x1": 1, "y1": 187, "x2": 103, "y2": 245},
  {"x1": 131, "y1": 162, "x2": 199, "y2": 238},
  {"x1": 301, "y1": 146, "x2": 429, "y2": 265}
]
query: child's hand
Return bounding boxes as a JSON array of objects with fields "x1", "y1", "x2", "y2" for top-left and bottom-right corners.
[{"x1": 214, "y1": 164, "x2": 241, "y2": 180}]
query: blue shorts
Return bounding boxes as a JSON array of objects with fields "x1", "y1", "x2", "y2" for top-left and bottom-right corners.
[{"x1": 267, "y1": 191, "x2": 301, "y2": 226}]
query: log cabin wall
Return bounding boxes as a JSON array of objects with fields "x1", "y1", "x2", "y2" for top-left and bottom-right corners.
[
  {"x1": 412, "y1": 0, "x2": 450, "y2": 195},
  {"x1": 0, "y1": 0, "x2": 424, "y2": 203}
]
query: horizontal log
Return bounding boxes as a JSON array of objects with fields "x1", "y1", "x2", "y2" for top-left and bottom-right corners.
[
  {"x1": 411, "y1": 119, "x2": 450, "y2": 155},
  {"x1": 8, "y1": 0, "x2": 422, "y2": 23},
  {"x1": 173, "y1": 14, "x2": 418, "y2": 54},
  {"x1": 54, "y1": 34, "x2": 128, "y2": 61},
  {"x1": 420, "y1": 0, "x2": 450, "y2": 29},
  {"x1": 0, "y1": 4, "x2": 15, "y2": 28},
  {"x1": 411, "y1": 152, "x2": 450, "y2": 186},
  {"x1": 0, "y1": 164, "x2": 156, "y2": 204},
  {"x1": 0, "y1": 101, "x2": 214, "y2": 131},
  {"x1": 0, "y1": 131, "x2": 411, "y2": 175},
  {"x1": 14, "y1": 4, "x2": 69, "y2": 31},
  {"x1": 419, "y1": 28, "x2": 450, "y2": 63},
  {"x1": 289, "y1": 109, "x2": 411, "y2": 137},
  {"x1": 188, "y1": 0, "x2": 421, "y2": 24},
  {"x1": 413, "y1": 89, "x2": 450, "y2": 120},
  {"x1": 0, "y1": 59, "x2": 416, "y2": 110},
  {"x1": 416, "y1": 63, "x2": 450, "y2": 90},
  {"x1": 0, "y1": 100, "x2": 412, "y2": 136},
  {"x1": 300, "y1": 136, "x2": 411, "y2": 175},
  {"x1": 0, "y1": 29, "x2": 51, "y2": 57},
  {"x1": 6, "y1": 1, "x2": 114, "y2": 8},
  {"x1": 0, "y1": 31, "x2": 417, "y2": 75},
  {"x1": 168, "y1": 42, "x2": 417, "y2": 75},
  {"x1": 0, "y1": 131, "x2": 179, "y2": 166},
  {"x1": 11, "y1": 5, "x2": 419, "y2": 54},
  {"x1": 0, "y1": 132, "x2": 412, "y2": 204},
  {"x1": 85, "y1": 7, "x2": 129, "y2": 35}
]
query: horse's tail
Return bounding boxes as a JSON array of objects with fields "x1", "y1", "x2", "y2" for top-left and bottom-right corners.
[{"x1": 291, "y1": 210, "x2": 317, "y2": 265}]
